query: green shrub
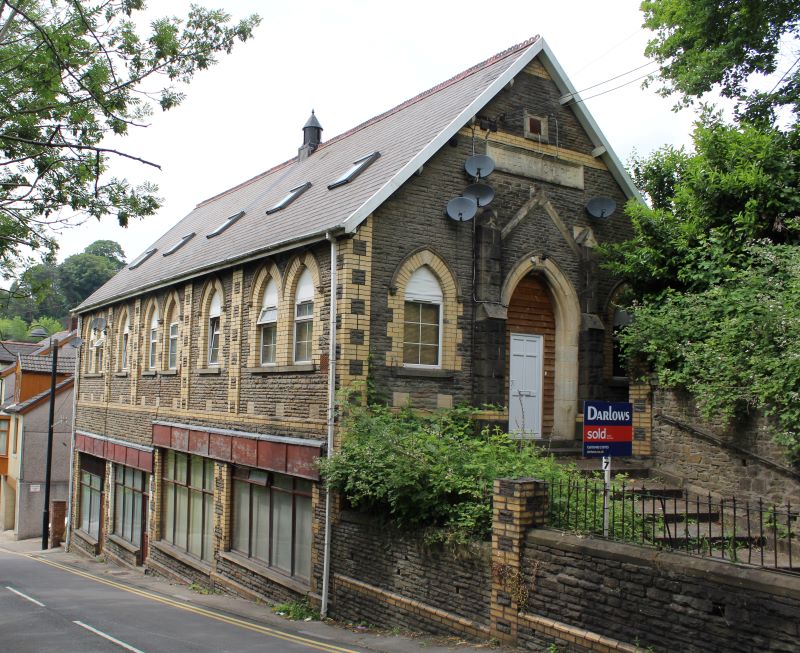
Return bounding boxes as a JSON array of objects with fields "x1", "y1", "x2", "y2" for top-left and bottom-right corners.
[{"x1": 320, "y1": 404, "x2": 576, "y2": 544}]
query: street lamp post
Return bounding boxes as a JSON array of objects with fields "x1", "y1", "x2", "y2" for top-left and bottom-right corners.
[
  {"x1": 29, "y1": 327, "x2": 58, "y2": 551},
  {"x1": 41, "y1": 337, "x2": 57, "y2": 550}
]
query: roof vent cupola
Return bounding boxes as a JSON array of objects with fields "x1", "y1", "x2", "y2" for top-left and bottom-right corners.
[{"x1": 299, "y1": 110, "x2": 323, "y2": 160}]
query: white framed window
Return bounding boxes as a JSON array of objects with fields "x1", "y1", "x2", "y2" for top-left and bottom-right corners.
[
  {"x1": 90, "y1": 324, "x2": 106, "y2": 373},
  {"x1": 168, "y1": 322, "x2": 179, "y2": 369},
  {"x1": 293, "y1": 269, "x2": 314, "y2": 363},
  {"x1": 120, "y1": 315, "x2": 130, "y2": 370},
  {"x1": 148, "y1": 311, "x2": 159, "y2": 370},
  {"x1": 403, "y1": 266, "x2": 442, "y2": 367},
  {"x1": 257, "y1": 280, "x2": 278, "y2": 365},
  {"x1": 208, "y1": 292, "x2": 221, "y2": 366}
]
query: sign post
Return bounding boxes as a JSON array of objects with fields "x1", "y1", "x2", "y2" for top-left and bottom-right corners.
[{"x1": 583, "y1": 401, "x2": 633, "y2": 537}]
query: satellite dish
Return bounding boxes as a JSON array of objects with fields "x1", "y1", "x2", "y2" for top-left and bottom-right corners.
[
  {"x1": 586, "y1": 197, "x2": 617, "y2": 219},
  {"x1": 464, "y1": 154, "x2": 495, "y2": 179},
  {"x1": 445, "y1": 196, "x2": 477, "y2": 222},
  {"x1": 463, "y1": 183, "x2": 495, "y2": 207}
]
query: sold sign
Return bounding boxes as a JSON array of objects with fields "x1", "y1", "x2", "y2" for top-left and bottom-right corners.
[{"x1": 582, "y1": 401, "x2": 633, "y2": 458}]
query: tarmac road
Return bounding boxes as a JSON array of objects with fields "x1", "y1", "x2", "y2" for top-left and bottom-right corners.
[{"x1": 0, "y1": 546, "x2": 367, "y2": 653}]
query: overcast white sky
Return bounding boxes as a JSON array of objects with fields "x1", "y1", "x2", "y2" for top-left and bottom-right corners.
[{"x1": 53, "y1": 0, "x2": 700, "y2": 263}]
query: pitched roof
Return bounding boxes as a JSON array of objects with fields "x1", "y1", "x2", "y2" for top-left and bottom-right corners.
[
  {"x1": 0, "y1": 341, "x2": 39, "y2": 363},
  {"x1": 3, "y1": 377, "x2": 74, "y2": 414},
  {"x1": 76, "y1": 37, "x2": 637, "y2": 312}
]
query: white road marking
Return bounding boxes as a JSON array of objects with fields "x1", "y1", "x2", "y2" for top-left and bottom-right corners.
[
  {"x1": 73, "y1": 621, "x2": 146, "y2": 653},
  {"x1": 5, "y1": 586, "x2": 45, "y2": 607}
]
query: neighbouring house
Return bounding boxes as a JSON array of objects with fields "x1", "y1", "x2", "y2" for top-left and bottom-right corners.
[
  {"x1": 69, "y1": 37, "x2": 640, "y2": 603},
  {"x1": 0, "y1": 332, "x2": 77, "y2": 538}
]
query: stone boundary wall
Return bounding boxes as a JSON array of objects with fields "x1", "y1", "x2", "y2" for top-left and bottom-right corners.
[
  {"x1": 652, "y1": 388, "x2": 799, "y2": 506},
  {"x1": 328, "y1": 511, "x2": 491, "y2": 635},
  {"x1": 522, "y1": 529, "x2": 800, "y2": 653}
]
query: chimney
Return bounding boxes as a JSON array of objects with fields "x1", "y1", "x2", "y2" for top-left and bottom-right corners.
[{"x1": 298, "y1": 110, "x2": 323, "y2": 160}]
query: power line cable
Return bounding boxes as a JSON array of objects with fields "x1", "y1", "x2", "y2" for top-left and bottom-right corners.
[
  {"x1": 569, "y1": 72, "x2": 656, "y2": 104},
  {"x1": 569, "y1": 60, "x2": 658, "y2": 96}
]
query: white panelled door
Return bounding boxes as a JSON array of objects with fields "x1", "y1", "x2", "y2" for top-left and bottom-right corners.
[{"x1": 508, "y1": 333, "x2": 543, "y2": 439}]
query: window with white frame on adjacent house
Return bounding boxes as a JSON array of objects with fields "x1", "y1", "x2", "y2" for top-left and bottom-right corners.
[
  {"x1": 258, "y1": 280, "x2": 278, "y2": 365},
  {"x1": 114, "y1": 465, "x2": 148, "y2": 548},
  {"x1": 161, "y1": 451, "x2": 214, "y2": 562},
  {"x1": 148, "y1": 310, "x2": 159, "y2": 370},
  {"x1": 208, "y1": 292, "x2": 222, "y2": 366},
  {"x1": 403, "y1": 266, "x2": 442, "y2": 367},
  {"x1": 293, "y1": 269, "x2": 314, "y2": 363},
  {"x1": 0, "y1": 416, "x2": 9, "y2": 456},
  {"x1": 231, "y1": 466, "x2": 312, "y2": 580}
]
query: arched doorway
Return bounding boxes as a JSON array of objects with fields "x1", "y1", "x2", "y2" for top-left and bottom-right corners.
[
  {"x1": 501, "y1": 256, "x2": 580, "y2": 439},
  {"x1": 506, "y1": 275, "x2": 555, "y2": 438}
]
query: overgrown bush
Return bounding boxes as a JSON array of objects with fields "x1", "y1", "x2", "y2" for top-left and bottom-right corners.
[{"x1": 320, "y1": 404, "x2": 576, "y2": 544}]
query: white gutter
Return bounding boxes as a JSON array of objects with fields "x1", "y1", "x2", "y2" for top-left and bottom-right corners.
[
  {"x1": 64, "y1": 318, "x2": 81, "y2": 552},
  {"x1": 320, "y1": 232, "x2": 338, "y2": 618}
]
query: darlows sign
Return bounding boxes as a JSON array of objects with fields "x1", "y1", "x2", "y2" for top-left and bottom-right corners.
[{"x1": 582, "y1": 400, "x2": 633, "y2": 458}]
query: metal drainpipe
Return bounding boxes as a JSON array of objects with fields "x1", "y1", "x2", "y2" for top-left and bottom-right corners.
[
  {"x1": 64, "y1": 317, "x2": 82, "y2": 552},
  {"x1": 320, "y1": 232, "x2": 337, "y2": 618}
]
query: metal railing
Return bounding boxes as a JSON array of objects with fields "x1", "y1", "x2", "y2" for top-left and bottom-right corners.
[{"x1": 547, "y1": 476, "x2": 798, "y2": 573}]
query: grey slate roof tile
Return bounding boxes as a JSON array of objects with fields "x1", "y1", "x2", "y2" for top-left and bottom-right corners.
[{"x1": 76, "y1": 37, "x2": 542, "y2": 311}]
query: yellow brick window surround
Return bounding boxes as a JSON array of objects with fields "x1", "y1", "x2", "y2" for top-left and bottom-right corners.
[
  {"x1": 281, "y1": 253, "x2": 322, "y2": 367},
  {"x1": 197, "y1": 278, "x2": 226, "y2": 369},
  {"x1": 116, "y1": 307, "x2": 131, "y2": 372},
  {"x1": 141, "y1": 297, "x2": 162, "y2": 373},
  {"x1": 246, "y1": 264, "x2": 282, "y2": 368},
  {"x1": 162, "y1": 291, "x2": 181, "y2": 371},
  {"x1": 386, "y1": 248, "x2": 462, "y2": 372}
]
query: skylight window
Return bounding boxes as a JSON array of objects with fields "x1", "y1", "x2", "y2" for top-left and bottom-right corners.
[
  {"x1": 128, "y1": 248, "x2": 157, "y2": 270},
  {"x1": 207, "y1": 210, "x2": 245, "y2": 238},
  {"x1": 266, "y1": 182, "x2": 312, "y2": 215},
  {"x1": 162, "y1": 232, "x2": 196, "y2": 256},
  {"x1": 328, "y1": 152, "x2": 381, "y2": 190}
]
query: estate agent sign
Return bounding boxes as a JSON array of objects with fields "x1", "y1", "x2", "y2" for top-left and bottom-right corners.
[{"x1": 582, "y1": 401, "x2": 633, "y2": 458}]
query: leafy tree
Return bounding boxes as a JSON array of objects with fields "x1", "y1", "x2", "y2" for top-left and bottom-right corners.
[
  {"x1": 642, "y1": 0, "x2": 800, "y2": 122},
  {"x1": 0, "y1": 1, "x2": 260, "y2": 273},
  {"x1": 59, "y1": 246, "x2": 122, "y2": 309},
  {"x1": 605, "y1": 117, "x2": 800, "y2": 298},
  {"x1": 606, "y1": 2, "x2": 800, "y2": 460},
  {"x1": 0, "y1": 314, "x2": 60, "y2": 340},
  {"x1": 83, "y1": 239, "x2": 125, "y2": 269}
]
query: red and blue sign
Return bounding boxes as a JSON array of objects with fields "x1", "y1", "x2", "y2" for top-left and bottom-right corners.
[{"x1": 582, "y1": 401, "x2": 633, "y2": 458}]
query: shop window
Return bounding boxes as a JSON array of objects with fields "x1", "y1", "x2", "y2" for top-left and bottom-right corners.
[
  {"x1": 79, "y1": 456, "x2": 105, "y2": 539},
  {"x1": 161, "y1": 451, "x2": 214, "y2": 562},
  {"x1": 114, "y1": 465, "x2": 148, "y2": 548},
  {"x1": 231, "y1": 467, "x2": 312, "y2": 580}
]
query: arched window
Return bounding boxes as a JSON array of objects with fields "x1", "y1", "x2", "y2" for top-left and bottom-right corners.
[
  {"x1": 258, "y1": 280, "x2": 278, "y2": 365},
  {"x1": 148, "y1": 309, "x2": 159, "y2": 370},
  {"x1": 89, "y1": 318, "x2": 107, "y2": 373},
  {"x1": 293, "y1": 269, "x2": 314, "y2": 363},
  {"x1": 208, "y1": 291, "x2": 222, "y2": 366},
  {"x1": 164, "y1": 296, "x2": 180, "y2": 370},
  {"x1": 403, "y1": 266, "x2": 442, "y2": 367},
  {"x1": 120, "y1": 314, "x2": 130, "y2": 370}
]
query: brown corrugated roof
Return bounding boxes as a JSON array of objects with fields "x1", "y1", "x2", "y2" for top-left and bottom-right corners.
[{"x1": 76, "y1": 37, "x2": 542, "y2": 312}]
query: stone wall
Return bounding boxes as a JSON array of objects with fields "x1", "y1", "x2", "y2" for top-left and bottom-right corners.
[
  {"x1": 329, "y1": 511, "x2": 491, "y2": 637},
  {"x1": 522, "y1": 529, "x2": 800, "y2": 653},
  {"x1": 652, "y1": 388, "x2": 800, "y2": 506}
]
